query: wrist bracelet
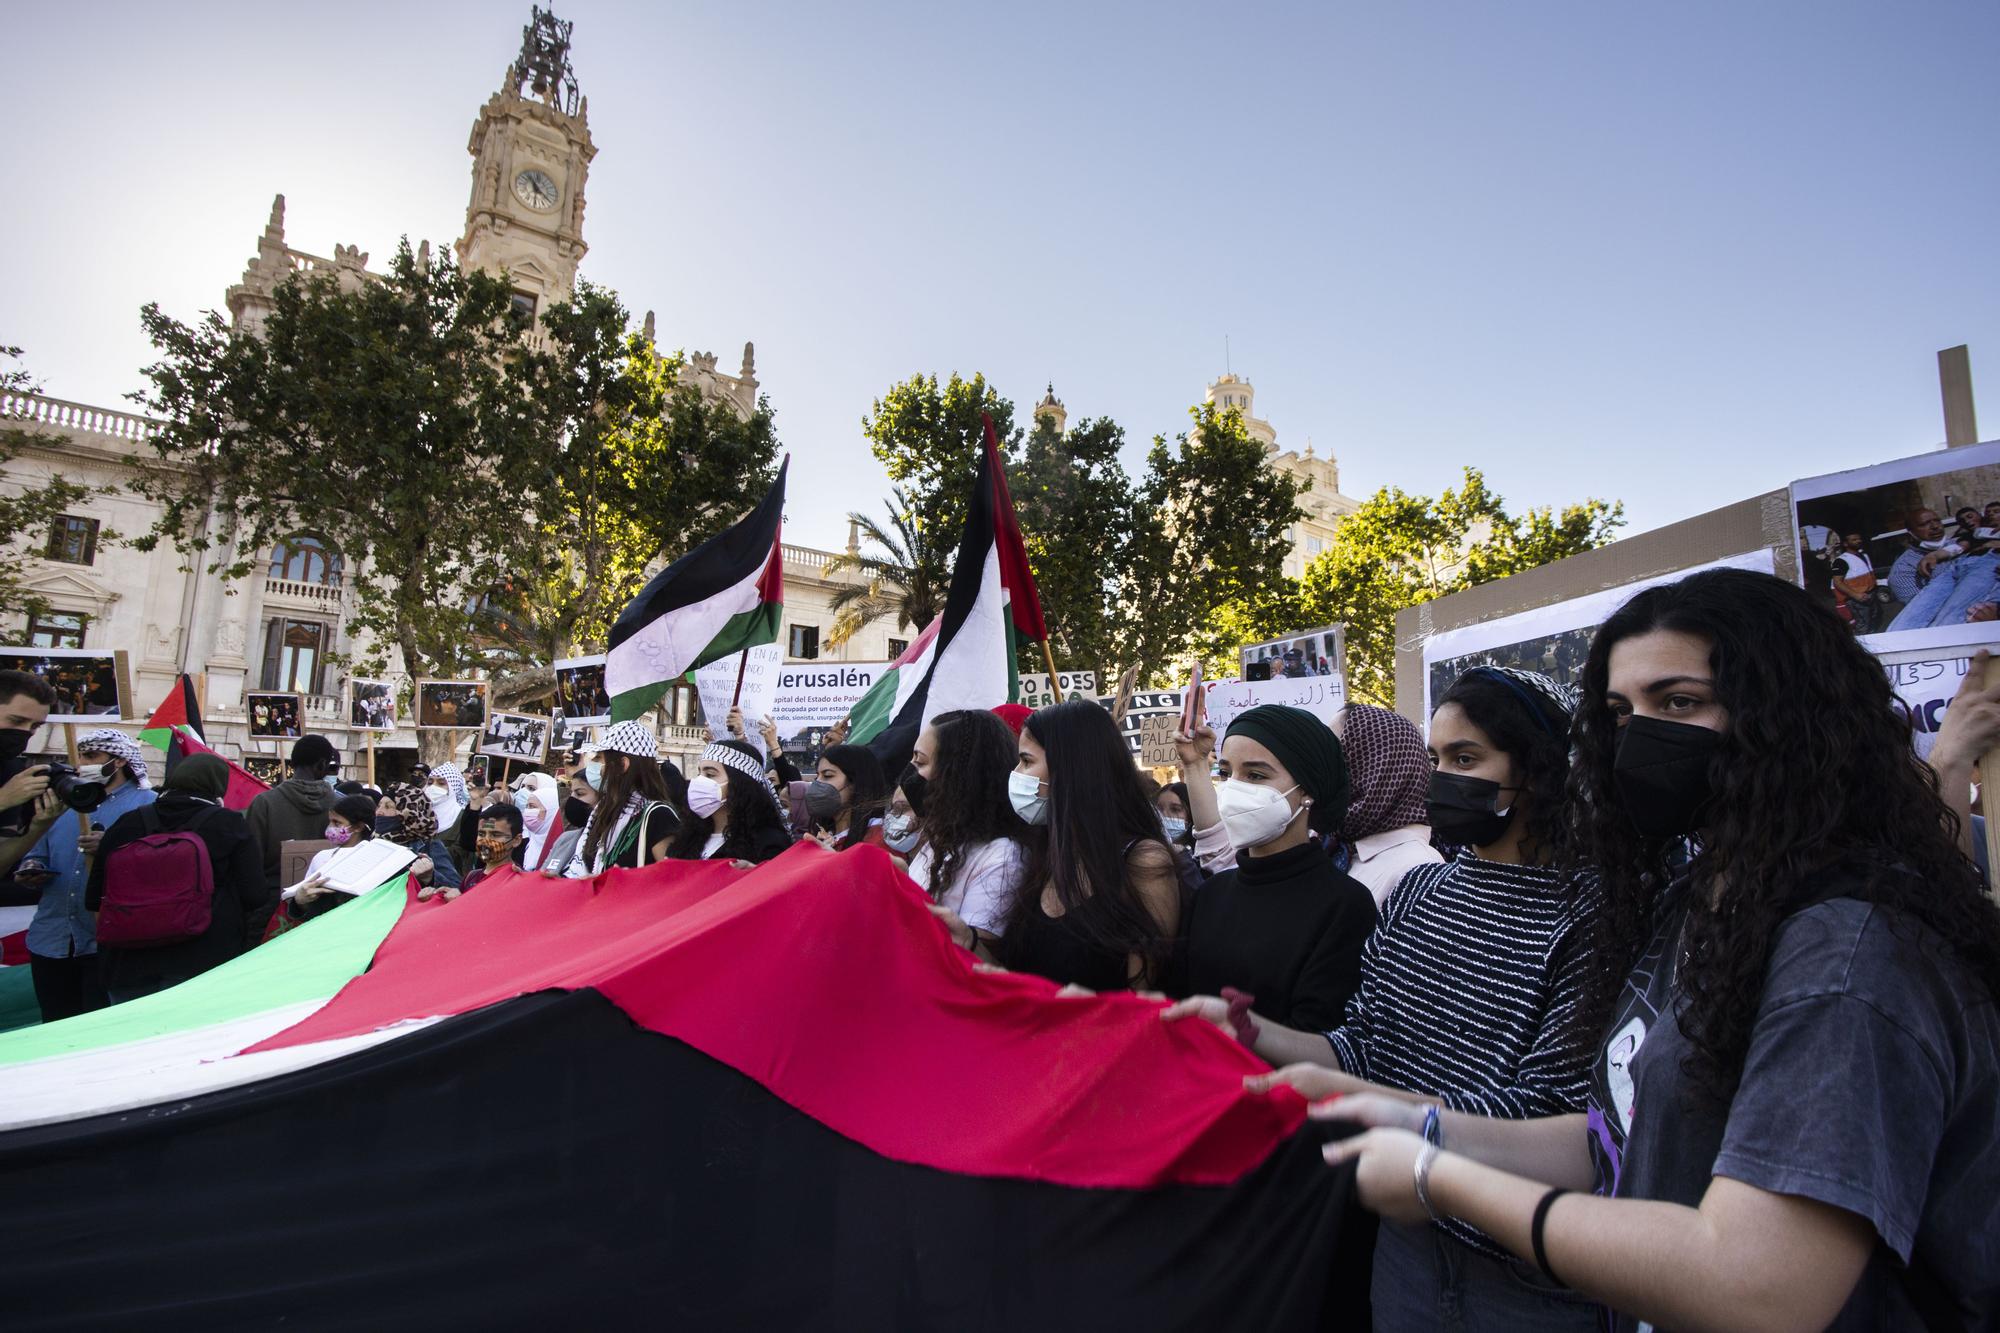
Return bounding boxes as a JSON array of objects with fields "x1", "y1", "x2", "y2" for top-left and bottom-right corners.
[
  {"x1": 1530, "y1": 1187, "x2": 1569, "y2": 1286},
  {"x1": 1421, "y1": 1104, "x2": 1442, "y2": 1148},
  {"x1": 1412, "y1": 1142, "x2": 1442, "y2": 1222}
]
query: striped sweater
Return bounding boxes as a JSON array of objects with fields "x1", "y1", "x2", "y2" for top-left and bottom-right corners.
[
  {"x1": 1325, "y1": 851, "x2": 1598, "y2": 1257},
  {"x1": 1325, "y1": 851, "x2": 1597, "y2": 1117}
]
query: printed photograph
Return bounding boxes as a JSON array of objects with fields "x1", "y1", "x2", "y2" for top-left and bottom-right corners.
[
  {"x1": 1426, "y1": 627, "x2": 1597, "y2": 714},
  {"x1": 241, "y1": 755, "x2": 288, "y2": 785},
  {"x1": 1240, "y1": 626, "x2": 1343, "y2": 681},
  {"x1": 477, "y1": 711, "x2": 549, "y2": 762},
  {"x1": 1792, "y1": 439, "x2": 2000, "y2": 654},
  {"x1": 0, "y1": 647, "x2": 126, "y2": 721},
  {"x1": 553, "y1": 656, "x2": 611, "y2": 725},
  {"x1": 348, "y1": 679, "x2": 397, "y2": 731},
  {"x1": 414, "y1": 679, "x2": 490, "y2": 730},
  {"x1": 245, "y1": 691, "x2": 303, "y2": 739}
]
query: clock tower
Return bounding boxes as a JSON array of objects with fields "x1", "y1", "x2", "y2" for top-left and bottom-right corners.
[{"x1": 457, "y1": 7, "x2": 596, "y2": 314}]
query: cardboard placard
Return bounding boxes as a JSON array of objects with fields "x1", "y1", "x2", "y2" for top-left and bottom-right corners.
[{"x1": 1018, "y1": 671, "x2": 1099, "y2": 708}]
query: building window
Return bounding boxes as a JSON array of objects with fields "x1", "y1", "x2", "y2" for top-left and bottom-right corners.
[
  {"x1": 788, "y1": 624, "x2": 820, "y2": 660},
  {"x1": 268, "y1": 535, "x2": 343, "y2": 586},
  {"x1": 261, "y1": 617, "x2": 327, "y2": 693},
  {"x1": 45, "y1": 516, "x2": 99, "y2": 566},
  {"x1": 886, "y1": 637, "x2": 909, "y2": 659},
  {"x1": 1307, "y1": 536, "x2": 1323, "y2": 555},
  {"x1": 25, "y1": 612, "x2": 85, "y2": 649},
  {"x1": 510, "y1": 289, "x2": 538, "y2": 321}
]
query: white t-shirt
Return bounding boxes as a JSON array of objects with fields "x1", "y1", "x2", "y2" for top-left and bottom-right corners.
[
  {"x1": 907, "y1": 837, "x2": 1027, "y2": 936},
  {"x1": 701, "y1": 831, "x2": 726, "y2": 860},
  {"x1": 1835, "y1": 551, "x2": 1873, "y2": 581}
]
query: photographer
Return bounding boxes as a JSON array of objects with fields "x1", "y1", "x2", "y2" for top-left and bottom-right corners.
[
  {"x1": 16, "y1": 727, "x2": 156, "y2": 1022},
  {"x1": 0, "y1": 671, "x2": 59, "y2": 877}
]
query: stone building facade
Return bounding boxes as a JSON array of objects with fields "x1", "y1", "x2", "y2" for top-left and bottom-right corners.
[
  {"x1": 1203, "y1": 373, "x2": 1362, "y2": 578},
  {"x1": 0, "y1": 17, "x2": 895, "y2": 780}
]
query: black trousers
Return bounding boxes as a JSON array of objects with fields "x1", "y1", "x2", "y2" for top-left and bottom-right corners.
[{"x1": 30, "y1": 951, "x2": 108, "y2": 1023}]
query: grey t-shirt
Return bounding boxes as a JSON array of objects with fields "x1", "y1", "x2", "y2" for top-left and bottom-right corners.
[{"x1": 1587, "y1": 891, "x2": 1999, "y2": 1331}]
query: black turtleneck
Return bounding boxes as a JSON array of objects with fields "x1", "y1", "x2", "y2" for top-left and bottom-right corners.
[{"x1": 1178, "y1": 839, "x2": 1378, "y2": 1030}]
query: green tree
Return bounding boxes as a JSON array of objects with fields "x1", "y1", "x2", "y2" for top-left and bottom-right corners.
[
  {"x1": 1010, "y1": 408, "x2": 1137, "y2": 679},
  {"x1": 0, "y1": 347, "x2": 100, "y2": 622},
  {"x1": 132, "y1": 242, "x2": 545, "y2": 682},
  {"x1": 486, "y1": 283, "x2": 781, "y2": 688},
  {"x1": 822, "y1": 487, "x2": 945, "y2": 649},
  {"x1": 1289, "y1": 467, "x2": 1624, "y2": 706},
  {"x1": 1119, "y1": 403, "x2": 1308, "y2": 682},
  {"x1": 860, "y1": 372, "x2": 1019, "y2": 605}
]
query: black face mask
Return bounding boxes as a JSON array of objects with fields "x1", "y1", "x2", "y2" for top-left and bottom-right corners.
[
  {"x1": 562, "y1": 797, "x2": 592, "y2": 828},
  {"x1": 1613, "y1": 716, "x2": 1721, "y2": 838},
  {"x1": 1427, "y1": 770, "x2": 1517, "y2": 848},
  {"x1": 373, "y1": 815, "x2": 404, "y2": 837},
  {"x1": 896, "y1": 764, "x2": 928, "y2": 819},
  {"x1": 804, "y1": 780, "x2": 844, "y2": 824},
  {"x1": 0, "y1": 728, "x2": 31, "y2": 764}
]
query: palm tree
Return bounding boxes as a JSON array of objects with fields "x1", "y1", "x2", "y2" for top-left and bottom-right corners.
[{"x1": 823, "y1": 488, "x2": 944, "y2": 648}]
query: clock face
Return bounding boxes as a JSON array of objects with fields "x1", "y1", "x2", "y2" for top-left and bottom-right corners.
[{"x1": 512, "y1": 169, "x2": 559, "y2": 212}]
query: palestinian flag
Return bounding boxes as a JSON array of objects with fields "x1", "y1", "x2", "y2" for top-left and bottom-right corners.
[
  {"x1": 139, "y1": 676, "x2": 270, "y2": 811},
  {"x1": 984, "y1": 411, "x2": 1051, "y2": 692},
  {"x1": 856, "y1": 425, "x2": 1030, "y2": 772},
  {"x1": 607, "y1": 460, "x2": 787, "y2": 723},
  {"x1": 0, "y1": 850, "x2": 1360, "y2": 1328},
  {"x1": 841, "y1": 616, "x2": 939, "y2": 746}
]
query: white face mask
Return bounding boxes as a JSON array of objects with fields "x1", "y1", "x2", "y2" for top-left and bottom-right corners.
[
  {"x1": 883, "y1": 812, "x2": 920, "y2": 854},
  {"x1": 1215, "y1": 779, "x2": 1304, "y2": 849},
  {"x1": 1007, "y1": 769, "x2": 1048, "y2": 825},
  {"x1": 686, "y1": 775, "x2": 724, "y2": 819},
  {"x1": 424, "y1": 784, "x2": 447, "y2": 802}
]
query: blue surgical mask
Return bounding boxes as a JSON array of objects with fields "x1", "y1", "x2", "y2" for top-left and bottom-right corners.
[
  {"x1": 584, "y1": 761, "x2": 603, "y2": 792},
  {"x1": 1160, "y1": 816, "x2": 1188, "y2": 841},
  {"x1": 1007, "y1": 769, "x2": 1048, "y2": 825}
]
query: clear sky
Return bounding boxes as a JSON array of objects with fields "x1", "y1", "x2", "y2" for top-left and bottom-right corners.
[{"x1": 7, "y1": 0, "x2": 1997, "y2": 553}]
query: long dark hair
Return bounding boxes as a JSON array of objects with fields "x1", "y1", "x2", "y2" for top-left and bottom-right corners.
[
  {"x1": 1435, "y1": 669, "x2": 1572, "y2": 865},
  {"x1": 818, "y1": 744, "x2": 888, "y2": 849},
  {"x1": 1571, "y1": 568, "x2": 2000, "y2": 1103},
  {"x1": 1007, "y1": 701, "x2": 1177, "y2": 971},
  {"x1": 668, "y1": 763, "x2": 790, "y2": 861},
  {"x1": 581, "y1": 749, "x2": 673, "y2": 868},
  {"x1": 918, "y1": 710, "x2": 1024, "y2": 900}
]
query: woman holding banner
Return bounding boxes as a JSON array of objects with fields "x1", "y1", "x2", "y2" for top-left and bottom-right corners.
[{"x1": 1276, "y1": 569, "x2": 2000, "y2": 1330}]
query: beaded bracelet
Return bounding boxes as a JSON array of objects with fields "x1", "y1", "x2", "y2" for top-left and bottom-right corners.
[{"x1": 1413, "y1": 1142, "x2": 1442, "y2": 1222}]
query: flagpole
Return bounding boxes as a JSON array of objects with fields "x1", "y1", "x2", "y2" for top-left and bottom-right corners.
[
  {"x1": 729, "y1": 647, "x2": 751, "y2": 708},
  {"x1": 1038, "y1": 638, "x2": 1062, "y2": 699},
  {"x1": 365, "y1": 731, "x2": 376, "y2": 787}
]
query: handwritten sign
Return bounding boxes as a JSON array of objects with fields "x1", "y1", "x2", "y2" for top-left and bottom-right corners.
[
  {"x1": 1018, "y1": 671, "x2": 1099, "y2": 707},
  {"x1": 1100, "y1": 689, "x2": 1183, "y2": 758},
  {"x1": 694, "y1": 643, "x2": 783, "y2": 756},
  {"x1": 1883, "y1": 652, "x2": 1981, "y2": 761},
  {"x1": 1200, "y1": 675, "x2": 1348, "y2": 746},
  {"x1": 1138, "y1": 713, "x2": 1181, "y2": 767}
]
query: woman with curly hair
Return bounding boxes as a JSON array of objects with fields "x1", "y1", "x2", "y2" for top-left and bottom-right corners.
[
  {"x1": 1286, "y1": 568, "x2": 2000, "y2": 1330},
  {"x1": 905, "y1": 709, "x2": 1028, "y2": 940},
  {"x1": 1167, "y1": 666, "x2": 1602, "y2": 1327}
]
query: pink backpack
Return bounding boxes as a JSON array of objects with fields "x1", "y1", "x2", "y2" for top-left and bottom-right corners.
[{"x1": 96, "y1": 806, "x2": 217, "y2": 948}]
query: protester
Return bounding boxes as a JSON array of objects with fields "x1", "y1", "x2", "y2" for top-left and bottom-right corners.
[
  {"x1": 667, "y1": 740, "x2": 792, "y2": 864},
  {"x1": 905, "y1": 709, "x2": 1028, "y2": 939},
  {"x1": 0, "y1": 671, "x2": 58, "y2": 880},
  {"x1": 1333, "y1": 703, "x2": 1443, "y2": 906},
  {"x1": 425, "y1": 762, "x2": 470, "y2": 850},
  {"x1": 1173, "y1": 713, "x2": 1239, "y2": 876},
  {"x1": 1282, "y1": 569, "x2": 2000, "y2": 1330},
  {"x1": 87, "y1": 753, "x2": 269, "y2": 1002},
  {"x1": 514, "y1": 772, "x2": 564, "y2": 871},
  {"x1": 17, "y1": 728, "x2": 156, "y2": 1021},
  {"x1": 245, "y1": 735, "x2": 339, "y2": 927},
  {"x1": 807, "y1": 744, "x2": 889, "y2": 851},
  {"x1": 539, "y1": 771, "x2": 596, "y2": 876},
  {"x1": 563, "y1": 722, "x2": 681, "y2": 875},
  {"x1": 1153, "y1": 780, "x2": 1191, "y2": 846},
  {"x1": 1170, "y1": 705, "x2": 1376, "y2": 1028},
  {"x1": 376, "y1": 783, "x2": 460, "y2": 899},
  {"x1": 882, "y1": 765, "x2": 926, "y2": 863},
  {"x1": 459, "y1": 802, "x2": 526, "y2": 894},
  {"x1": 1169, "y1": 667, "x2": 1599, "y2": 1327},
  {"x1": 284, "y1": 794, "x2": 382, "y2": 922},
  {"x1": 990, "y1": 702, "x2": 1032, "y2": 738},
  {"x1": 932, "y1": 701, "x2": 1181, "y2": 991}
]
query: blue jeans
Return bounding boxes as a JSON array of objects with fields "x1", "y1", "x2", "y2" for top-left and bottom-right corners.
[
  {"x1": 1889, "y1": 553, "x2": 2000, "y2": 631},
  {"x1": 1370, "y1": 1220, "x2": 1601, "y2": 1332}
]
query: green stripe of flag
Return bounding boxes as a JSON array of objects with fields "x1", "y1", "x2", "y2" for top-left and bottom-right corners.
[{"x1": 609, "y1": 601, "x2": 783, "y2": 722}]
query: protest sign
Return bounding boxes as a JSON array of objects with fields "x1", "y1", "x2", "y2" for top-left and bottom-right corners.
[
  {"x1": 1789, "y1": 438, "x2": 2000, "y2": 657},
  {"x1": 1876, "y1": 644, "x2": 2000, "y2": 761},
  {"x1": 1101, "y1": 689, "x2": 1183, "y2": 759},
  {"x1": 553, "y1": 655, "x2": 611, "y2": 726},
  {"x1": 1018, "y1": 671, "x2": 1098, "y2": 707},
  {"x1": 1419, "y1": 551, "x2": 1777, "y2": 715},
  {"x1": 767, "y1": 662, "x2": 889, "y2": 741},
  {"x1": 1137, "y1": 713, "x2": 1181, "y2": 767},
  {"x1": 1240, "y1": 625, "x2": 1344, "y2": 683},
  {"x1": 1202, "y1": 675, "x2": 1348, "y2": 743},
  {"x1": 694, "y1": 643, "x2": 782, "y2": 754}
]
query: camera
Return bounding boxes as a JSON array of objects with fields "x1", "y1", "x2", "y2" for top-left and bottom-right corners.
[{"x1": 0, "y1": 756, "x2": 109, "y2": 817}]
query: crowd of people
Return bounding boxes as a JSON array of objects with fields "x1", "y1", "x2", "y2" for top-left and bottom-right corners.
[{"x1": 0, "y1": 565, "x2": 1995, "y2": 1327}]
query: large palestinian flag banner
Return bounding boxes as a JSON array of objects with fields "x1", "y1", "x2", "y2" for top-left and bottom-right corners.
[
  {"x1": 0, "y1": 848, "x2": 1362, "y2": 1328},
  {"x1": 606, "y1": 460, "x2": 787, "y2": 723}
]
